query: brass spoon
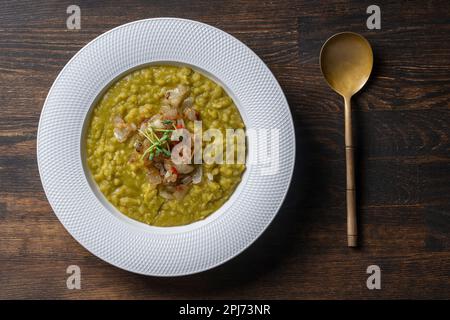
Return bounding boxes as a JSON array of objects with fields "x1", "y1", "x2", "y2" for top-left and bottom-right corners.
[{"x1": 320, "y1": 32, "x2": 373, "y2": 247}]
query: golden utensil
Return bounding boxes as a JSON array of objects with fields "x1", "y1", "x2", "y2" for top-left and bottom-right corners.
[{"x1": 319, "y1": 32, "x2": 373, "y2": 247}]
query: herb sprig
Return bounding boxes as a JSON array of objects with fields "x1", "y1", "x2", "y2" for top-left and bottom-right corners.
[{"x1": 139, "y1": 120, "x2": 177, "y2": 160}]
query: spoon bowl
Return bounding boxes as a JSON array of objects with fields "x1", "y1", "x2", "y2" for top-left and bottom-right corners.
[
  {"x1": 319, "y1": 32, "x2": 373, "y2": 247},
  {"x1": 320, "y1": 32, "x2": 373, "y2": 97}
]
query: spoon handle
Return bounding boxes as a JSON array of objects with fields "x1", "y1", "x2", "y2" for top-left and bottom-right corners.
[{"x1": 344, "y1": 96, "x2": 357, "y2": 247}]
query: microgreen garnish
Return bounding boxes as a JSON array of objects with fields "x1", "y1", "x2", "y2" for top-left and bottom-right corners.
[
  {"x1": 162, "y1": 148, "x2": 171, "y2": 157},
  {"x1": 139, "y1": 125, "x2": 174, "y2": 160}
]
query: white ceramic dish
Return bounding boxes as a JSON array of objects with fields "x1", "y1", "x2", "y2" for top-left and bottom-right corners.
[{"x1": 37, "y1": 18, "x2": 295, "y2": 276}]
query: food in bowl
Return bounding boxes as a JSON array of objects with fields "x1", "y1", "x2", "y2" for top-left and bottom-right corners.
[{"x1": 85, "y1": 65, "x2": 246, "y2": 227}]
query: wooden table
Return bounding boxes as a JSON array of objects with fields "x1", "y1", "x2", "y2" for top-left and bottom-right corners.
[{"x1": 1, "y1": 0, "x2": 449, "y2": 299}]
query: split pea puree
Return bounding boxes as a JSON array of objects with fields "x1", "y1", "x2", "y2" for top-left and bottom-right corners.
[{"x1": 86, "y1": 65, "x2": 246, "y2": 227}]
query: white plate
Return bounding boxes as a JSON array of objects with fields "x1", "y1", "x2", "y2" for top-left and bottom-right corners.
[{"x1": 37, "y1": 18, "x2": 295, "y2": 276}]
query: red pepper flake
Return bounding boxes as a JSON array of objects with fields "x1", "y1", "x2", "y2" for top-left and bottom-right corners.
[
  {"x1": 176, "y1": 124, "x2": 184, "y2": 129},
  {"x1": 171, "y1": 167, "x2": 178, "y2": 175}
]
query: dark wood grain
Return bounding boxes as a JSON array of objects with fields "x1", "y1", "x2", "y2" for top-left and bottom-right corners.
[{"x1": 0, "y1": 0, "x2": 449, "y2": 299}]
